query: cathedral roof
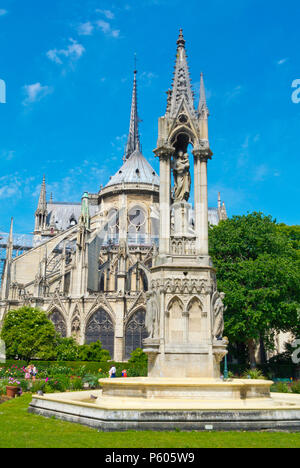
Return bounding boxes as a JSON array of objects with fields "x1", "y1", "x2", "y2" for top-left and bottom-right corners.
[
  {"x1": 46, "y1": 202, "x2": 97, "y2": 231},
  {"x1": 106, "y1": 149, "x2": 159, "y2": 187}
]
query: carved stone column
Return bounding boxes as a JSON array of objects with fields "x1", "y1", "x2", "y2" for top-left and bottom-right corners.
[
  {"x1": 193, "y1": 144, "x2": 212, "y2": 256},
  {"x1": 154, "y1": 146, "x2": 174, "y2": 256}
]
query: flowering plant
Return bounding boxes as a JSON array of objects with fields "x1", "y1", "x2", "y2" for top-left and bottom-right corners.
[
  {"x1": 8, "y1": 377, "x2": 21, "y2": 387},
  {"x1": 1, "y1": 365, "x2": 26, "y2": 379}
]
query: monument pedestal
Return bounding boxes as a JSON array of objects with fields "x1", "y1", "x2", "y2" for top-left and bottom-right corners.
[{"x1": 144, "y1": 257, "x2": 225, "y2": 379}]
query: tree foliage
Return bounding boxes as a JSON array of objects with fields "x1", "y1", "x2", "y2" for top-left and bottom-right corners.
[
  {"x1": 209, "y1": 213, "x2": 300, "y2": 364},
  {"x1": 0, "y1": 307, "x2": 57, "y2": 361},
  {"x1": 128, "y1": 348, "x2": 148, "y2": 365},
  {"x1": 0, "y1": 308, "x2": 111, "y2": 362},
  {"x1": 78, "y1": 341, "x2": 110, "y2": 362}
]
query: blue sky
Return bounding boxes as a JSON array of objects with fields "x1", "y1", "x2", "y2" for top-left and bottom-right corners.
[{"x1": 0, "y1": 0, "x2": 299, "y2": 234}]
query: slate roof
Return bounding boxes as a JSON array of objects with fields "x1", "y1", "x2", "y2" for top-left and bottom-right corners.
[
  {"x1": 46, "y1": 202, "x2": 98, "y2": 231},
  {"x1": 106, "y1": 149, "x2": 159, "y2": 187}
]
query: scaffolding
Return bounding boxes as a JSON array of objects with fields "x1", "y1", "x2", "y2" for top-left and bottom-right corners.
[{"x1": 0, "y1": 231, "x2": 34, "y2": 287}]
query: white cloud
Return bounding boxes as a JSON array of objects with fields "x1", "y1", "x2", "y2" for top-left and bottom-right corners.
[
  {"x1": 253, "y1": 164, "x2": 268, "y2": 182},
  {"x1": 0, "y1": 9, "x2": 7, "y2": 16},
  {"x1": 22, "y1": 83, "x2": 52, "y2": 106},
  {"x1": 96, "y1": 9, "x2": 115, "y2": 19},
  {"x1": 140, "y1": 71, "x2": 158, "y2": 86},
  {"x1": 277, "y1": 58, "x2": 288, "y2": 65},
  {"x1": 1, "y1": 150, "x2": 15, "y2": 160},
  {"x1": 96, "y1": 20, "x2": 120, "y2": 38},
  {"x1": 0, "y1": 173, "x2": 34, "y2": 200},
  {"x1": 225, "y1": 85, "x2": 243, "y2": 103},
  {"x1": 78, "y1": 21, "x2": 94, "y2": 36},
  {"x1": 97, "y1": 20, "x2": 111, "y2": 34},
  {"x1": 47, "y1": 38, "x2": 85, "y2": 65}
]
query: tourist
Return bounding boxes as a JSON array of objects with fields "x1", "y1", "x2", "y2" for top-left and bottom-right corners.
[
  {"x1": 31, "y1": 365, "x2": 38, "y2": 382},
  {"x1": 122, "y1": 369, "x2": 127, "y2": 378},
  {"x1": 109, "y1": 366, "x2": 116, "y2": 378},
  {"x1": 25, "y1": 366, "x2": 31, "y2": 380}
]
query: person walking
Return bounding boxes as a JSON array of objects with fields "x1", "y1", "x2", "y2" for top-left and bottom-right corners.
[
  {"x1": 25, "y1": 366, "x2": 31, "y2": 380},
  {"x1": 31, "y1": 365, "x2": 38, "y2": 382},
  {"x1": 109, "y1": 366, "x2": 117, "y2": 378}
]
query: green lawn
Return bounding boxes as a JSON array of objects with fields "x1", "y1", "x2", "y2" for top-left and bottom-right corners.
[{"x1": 0, "y1": 395, "x2": 300, "y2": 448}]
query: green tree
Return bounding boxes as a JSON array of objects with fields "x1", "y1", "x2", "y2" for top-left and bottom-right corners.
[
  {"x1": 209, "y1": 213, "x2": 300, "y2": 367},
  {"x1": 55, "y1": 337, "x2": 80, "y2": 361},
  {"x1": 0, "y1": 307, "x2": 57, "y2": 361},
  {"x1": 277, "y1": 224, "x2": 300, "y2": 257},
  {"x1": 128, "y1": 348, "x2": 148, "y2": 365},
  {"x1": 78, "y1": 341, "x2": 111, "y2": 362}
]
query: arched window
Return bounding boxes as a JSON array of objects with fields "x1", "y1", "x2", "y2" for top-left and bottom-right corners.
[
  {"x1": 49, "y1": 309, "x2": 67, "y2": 338},
  {"x1": 107, "y1": 209, "x2": 119, "y2": 241},
  {"x1": 128, "y1": 206, "x2": 146, "y2": 244},
  {"x1": 85, "y1": 309, "x2": 114, "y2": 359},
  {"x1": 125, "y1": 309, "x2": 148, "y2": 360}
]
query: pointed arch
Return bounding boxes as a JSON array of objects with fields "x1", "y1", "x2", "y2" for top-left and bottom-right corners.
[
  {"x1": 126, "y1": 262, "x2": 150, "y2": 293},
  {"x1": 84, "y1": 308, "x2": 115, "y2": 359},
  {"x1": 125, "y1": 307, "x2": 148, "y2": 360},
  {"x1": 166, "y1": 296, "x2": 184, "y2": 344},
  {"x1": 48, "y1": 308, "x2": 67, "y2": 338},
  {"x1": 187, "y1": 297, "x2": 202, "y2": 344}
]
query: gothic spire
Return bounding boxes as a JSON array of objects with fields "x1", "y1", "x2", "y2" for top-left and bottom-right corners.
[
  {"x1": 124, "y1": 67, "x2": 141, "y2": 160},
  {"x1": 168, "y1": 29, "x2": 195, "y2": 118},
  {"x1": 198, "y1": 72, "x2": 209, "y2": 118},
  {"x1": 7, "y1": 217, "x2": 13, "y2": 262},
  {"x1": 36, "y1": 175, "x2": 47, "y2": 213}
]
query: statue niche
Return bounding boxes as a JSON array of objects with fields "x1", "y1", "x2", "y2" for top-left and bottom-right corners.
[{"x1": 173, "y1": 150, "x2": 191, "y2": 202}]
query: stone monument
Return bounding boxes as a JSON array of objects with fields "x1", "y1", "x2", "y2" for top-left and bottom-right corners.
[{"x1": 143, "y1": 29, "x2": 227, "y2": 379}]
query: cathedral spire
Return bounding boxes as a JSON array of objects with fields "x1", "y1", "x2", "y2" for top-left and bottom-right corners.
[
  {"x1": 124, "y1": 67, "x2": 141, "y2": 160},
  {"x1": 36, "y1": 175, "x2": 47, "y2": 213},
  {"x1": 198, "y1": 72, "x2": 209, "y2": 118},
  {"x1": 35, "y1": 175, "x2": 47, "y2": 232},
  {"x1": 7, "y1": 217, "x2": 13, "y2": 262},
  {"x1": 167, "y1": 29, "x2": 195, "y2": 118}
]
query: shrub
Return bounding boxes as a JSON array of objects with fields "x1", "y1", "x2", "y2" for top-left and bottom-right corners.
[
  {"x1": 55, "y1": 337, "x2": 80, "y2": 361},
  {"x1": 271, "y1": 382, "x2": 290, "y2": 393},
  {"x1": 70, "y1": 377, "x2": 83, "y2": 391},
  {"x1": 128, "y1": 348, "x2": 148, "y2": 365},
  {"x1": 0, "y1": 379, "x2": 8, "y2": 395},
  {"x1": 242, "y1": 369, "x2": 267, "y2": 380},
  {"x1": 78, "y1": 341, "x2": 111, "y2": 362},
  {"x1": 82, "y1": 374, "x2": 99, "y2": 389},
  {"x1": 291, "y1": 381, "x2": 300, "y2": 394}
]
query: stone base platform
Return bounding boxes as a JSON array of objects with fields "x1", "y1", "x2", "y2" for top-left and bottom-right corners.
[
  {"x1": 99, "y1": 377, "x2": 273, "y2": 400},
  {"x1": 28, "y1": 378, "x2": 300, "y2": 432}
]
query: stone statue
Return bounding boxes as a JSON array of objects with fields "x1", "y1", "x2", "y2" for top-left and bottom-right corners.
[
  {"x1": 211, "y1": 291, "x2": 226, "y2": 340},
  {"x1": 145, "y1": 293, "x2": 159, "y2": 339},
  {"x1": 173, "y1": 151, "x2": 191, "y2": 202},
  {"x1": 72, "y1": 318, "x2": 81, "y2": 342}
]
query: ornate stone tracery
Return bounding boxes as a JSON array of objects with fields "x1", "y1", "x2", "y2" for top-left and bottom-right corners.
[
  {"x1": 125, "y1": 308, "x2": 148, "y2": 359},
  {"x1": 85, "y1": 309, "x2": 115, "y2": 359},
  {"x1": 49, "y1": 309, "x2": 67, "y2": 338}
]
